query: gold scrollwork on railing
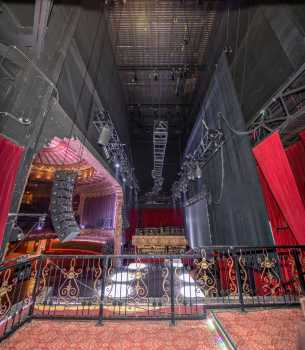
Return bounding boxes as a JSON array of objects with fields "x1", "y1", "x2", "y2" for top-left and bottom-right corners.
[
  {"x1": 24, "y1": 259, "x2": 50, "y2": 305},
  {"x1": 128, "y1": 264, "x2": 148, "y2": 301},
  {"x1": 0, "y1": 269, "x2": 15, "y2": 319},
  {"x1": 194, "y1": 251, "x2": 216, "y2": 296},
  {"x1": 238, "y1": 255, "x2": 251, "y2": 296},
  {"x1": 93, "y1": 260, "x2": 102, "y2": 291},
  {"x1": 227, "y1": 256, "x2": 237, "y2": 296},
  {"x1": 24, "y1": 261, "x2": 37, "y2": 305},
  {"x1": 161, "y1": 266, "x2": 170, "y2": 304},
  {"x1": 285, "y1": 251, "x2": 303, "y2": 295},
  {"x1": 58, "y1": 258, "x2": 82, "y2": 301},
  {"x1": 257, "y1": 253, "x2": 283, "y2": 296}
]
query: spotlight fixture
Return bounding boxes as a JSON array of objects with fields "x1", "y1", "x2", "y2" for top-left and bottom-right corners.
[
  {"x1": 170, "y1": 70, "x2": 175, "y2": 81},
  {"x1": 195, "y1": 163, "x2": 202, "y2": 179},
  {"x1": 17, "y1": 117, "x2": 31, "y2": 125},
  {"x1": 93, "y1": 110, "x2": 139, "y2": 191},
  {"x1": 37, "y1": 215, "x2": 46, "y2": 230},
  {"x1": 131, "y1": 72, "x2": 138, "y2": 83},
  {"x1": 102, "y1": 145, "x2": 111, "y2": 160},
  {"x1": 153, "y1": 70, "x2": 158, "y2": 81},
  {"x1": 98, "y1": 124, "x2": 112, "y2": 146}
]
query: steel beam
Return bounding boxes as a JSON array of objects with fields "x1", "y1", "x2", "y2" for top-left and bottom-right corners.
[{"x1": 118, "y1": 64, "x2": 206, "y2": 71}]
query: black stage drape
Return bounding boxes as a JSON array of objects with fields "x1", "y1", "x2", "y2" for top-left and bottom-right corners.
[{"x1": 184, "y1": 54, "x2": 273, "y2": 246}]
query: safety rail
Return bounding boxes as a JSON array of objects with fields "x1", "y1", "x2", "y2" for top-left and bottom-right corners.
[{"x1": 0, "y1": 245, "x2": 304, "y2": 341}]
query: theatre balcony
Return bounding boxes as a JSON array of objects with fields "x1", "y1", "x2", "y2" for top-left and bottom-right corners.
[{"x1": 0, "y1": 0, "x2": 305, "y2": 349}]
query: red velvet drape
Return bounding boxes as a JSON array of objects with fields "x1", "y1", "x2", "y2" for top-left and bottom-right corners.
[
  {"x1": 139, "y1": 208, "x2": 183, "y2": 227},
  {"x1": 0, "y1": 135, "x2": 23, "y2": 249},
  {"x1": 124, "y1": 208, "x2": 184, "y2": 243},
  {"x1": 257, "y1": 167, "x2": 297, "y2": 245},
  {"x1": 286, "y1": 141, "x2": 305, "y2": 206},
  {"x1": 253, "y1": 132, "x2": 305, "y2": 245},
  {"x1": 300, "y1": 130, "x2": 305, "y2": 147}
]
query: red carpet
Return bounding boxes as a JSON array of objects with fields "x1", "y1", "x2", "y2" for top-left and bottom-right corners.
[
  {"x1": 216, "y1": 308, "x2": 303, "y2": 350},
  {"x1": 0, "y1": 320, "x2": 218, "y2": 350}
]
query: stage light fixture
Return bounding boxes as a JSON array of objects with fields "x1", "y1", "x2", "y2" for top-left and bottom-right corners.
[
  {"x1": 195, "y1": 163, "x2": 202, "y2": 179},
  {"x1": 98, "y1": 124, "x2": 112, "y2": 146},
  {"x1": 115, "y1": 162, "x2": 120, "y2": 168},
  {"x1": 153, "y1": 71, "x2": 159, "y2": 81},
  {"x1": 128, "y1": 263, "x2": 146, "y2": 270},
  {"x1": 178, "y1": 273, "x2": 196, "y2": 283},
  {"x1": 111, "y1": 272, "x2": 135, "y2": 282},
  {"x1": 172, "y1": 259, "x2": 183, "y2": 268},
  {"x1": 179, "y1": 285, "x2": 204, "y2": 298},
  {"x1": 102, "y1": 145, "x2": 111, "y2": 160}
]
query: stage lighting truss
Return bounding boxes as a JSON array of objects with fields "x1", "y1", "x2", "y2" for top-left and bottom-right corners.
[
  {"x1": 93, "y1": 110, "x2": 139, "y2": 190},
  {"x1": 247, "y1": 62, "x2": 305, "y2": 146},
  {"x1": 172, "y1": 124, "x2": 224, "y2": 200},
  {"x1": 151, "y1": 120, "x2": 168, "y2": 194}
]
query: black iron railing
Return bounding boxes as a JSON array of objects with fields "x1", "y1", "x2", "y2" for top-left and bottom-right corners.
[{"x1": 0, "y1": 245, "x2": 304, "y2": 340}]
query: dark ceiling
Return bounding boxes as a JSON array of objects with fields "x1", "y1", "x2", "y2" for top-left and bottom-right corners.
[{"x1": 106, "y1": 0, "x2": 223, "y2": 195}]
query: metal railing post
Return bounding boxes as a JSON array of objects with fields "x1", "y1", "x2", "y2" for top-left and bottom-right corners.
[
  {"x1": 292, "y1": 249, "x2": 305, "y2": 295},
  {"x1": 233, "y1": 249, "x2": 245, "y2": 312},
  {"x1": 29, "y1": 256, "x2": 43, "y2": 318},
  {"x1": 97, "y1": 256, "x2": 109, "y2": 325},
  {"x1": 169, "y1": 256, "x2": 176, "y2": 326}
]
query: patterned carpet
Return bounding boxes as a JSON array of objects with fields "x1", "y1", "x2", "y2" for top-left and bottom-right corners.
[
  {"x1": 216, "y1": 308, "x2": 303, "y2": 350},
  {"x1": 0, "y1": 320, "x2": 218, "y2": 350}
]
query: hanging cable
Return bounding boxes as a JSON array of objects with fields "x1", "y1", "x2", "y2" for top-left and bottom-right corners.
[
  {"x1": 212, "y1": 115, "x2": 224, "y2": 205},
  {"x1": 78, "y1": 1, "x2": 123, "y2": 164},
  {"x1": 218, "y1": 112, "x2": 261, "y2": 135},
  {"x1": 232, "y1": 5, "x2": 241, "y2": 80},
  {"x1": 240, "y1": 6, "x2": 250, "y2": 108}
]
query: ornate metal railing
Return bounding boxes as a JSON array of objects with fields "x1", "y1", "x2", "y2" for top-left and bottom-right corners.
[{"x1": 0, "y1": 245, "x2": 304, "y2": 340}]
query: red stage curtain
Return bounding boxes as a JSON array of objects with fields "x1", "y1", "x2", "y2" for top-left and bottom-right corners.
[
  {"x1": 300, "y1": 130, "x2": 305, "y2": 147},
  {"x1": 257, "y1": 167, "x2": 297, "y2": 245},
  {"x1": 0, "y1": 135, "x2": 23, "y2": 249},
  {"x1": 253, "y1": 132, "x2": 305, "y2": 244},
  {"x1": 286, "y1": 141, "x2": 305, "y2": 206},
  {"x1": 124, "y1": 208, "x2": 184, "y2": 244},
  {"x1": 139, "y1": 208, "x2": 183, "y2": 227}
]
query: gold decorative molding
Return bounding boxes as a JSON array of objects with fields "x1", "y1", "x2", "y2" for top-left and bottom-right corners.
[{"x1": 132, "y1": 235, "x2": 187, "y2": 252}]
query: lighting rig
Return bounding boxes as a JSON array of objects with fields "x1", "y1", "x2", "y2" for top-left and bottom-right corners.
[
  {"x1": 93, "y1": 110, "x2": 139, "y2": 191},
  {"x1": 151, "y1": 120, "x2": 168, "y2": 195},
  {"x1": 7, "y1": 213, "x2": 47, "y2": 241},
  {"x1": 172, "y1": 119, "x2": 225, "y2": 203}
]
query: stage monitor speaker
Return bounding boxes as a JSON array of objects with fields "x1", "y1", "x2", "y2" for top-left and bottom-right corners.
[{"x1": 50, "y1": 171, "x2": 80, "y2": 242}]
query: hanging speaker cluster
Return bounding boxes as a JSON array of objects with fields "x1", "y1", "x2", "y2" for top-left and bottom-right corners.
[{"x1": 50, "y1": 171, "x2": 80, "y2": 242}]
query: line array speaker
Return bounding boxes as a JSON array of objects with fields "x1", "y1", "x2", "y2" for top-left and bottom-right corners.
[{"x1": 50, "y1": 171, "x2": 80, "y2": 242}]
